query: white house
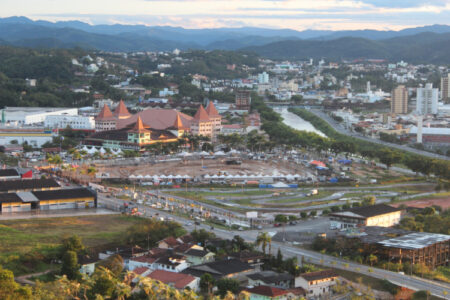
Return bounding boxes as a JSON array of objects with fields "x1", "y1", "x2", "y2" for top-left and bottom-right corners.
[{"x1": 295, "y1": 270, "x2": 337, "y2": 298}]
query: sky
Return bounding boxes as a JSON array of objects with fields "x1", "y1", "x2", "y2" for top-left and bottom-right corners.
[{"x1": 1, "y1": 0, "x2": 450, "y2": 31}]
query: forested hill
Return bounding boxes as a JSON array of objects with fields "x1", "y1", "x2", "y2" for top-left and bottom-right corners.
[{"x1": 243, "y1": 32, "x2": 450, "y2": 64}]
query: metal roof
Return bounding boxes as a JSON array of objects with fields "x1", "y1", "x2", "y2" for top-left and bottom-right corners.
[{"x1": 378, "y1": 232, "x2": 450, "y2": 250}]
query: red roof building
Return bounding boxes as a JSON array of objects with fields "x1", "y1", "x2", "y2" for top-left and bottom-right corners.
[
  {"x1": 95, "y1": 104, "x2": 117, "y2": 132},
  {"x1": 245, "y1": 285, "x2": 289, "y2": 299},
  {"x1": 114, "y1": 100, "x2": 131, "y2": 119},
  {"x1": 147, "y1": 270, "x2": 198, "y2": 291}
]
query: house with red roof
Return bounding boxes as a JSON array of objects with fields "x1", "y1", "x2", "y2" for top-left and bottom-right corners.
[
  {"x1": 95, "y1": 104, "x2": 116, "y2": 132},
  {"x1": 244, "y1": 285, "x2": 290, "y2": 300},
  {"x1": 146, "y1": 269, "x2": 199, "y2": 291},
  {"x1": 295, "y1": 269, "x2": 338, "y2": 298}
]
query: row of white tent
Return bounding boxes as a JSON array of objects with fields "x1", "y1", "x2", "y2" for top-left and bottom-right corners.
[
  {"x1": 177, "y1": 149, "x2": 240, "y2": 157},
  {"x1": 203, "y1": 173, "x2": 302, "y2": 179},
  {"x1": 129, "y1": 174, "x2": 191, "y2": 180},
  {"x1": 80, "y1": 146, "x2": 123, "y2": 155}
]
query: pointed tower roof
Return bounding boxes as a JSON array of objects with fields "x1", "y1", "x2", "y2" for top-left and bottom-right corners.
[
  {"x1": 114, "y1": 100, "x2": 131, "y2": 119},
  {"x1": 205, "y1": 102, "x2": 220, "y2": 117},
  {"x1": 193, "y1": 105, "x2": 210, "y2": 122},
  {"x1": 129, "y1": 116, "x2": 150, "y2": 133},
  {"x1": 96, "y1": 104, "x2": 114, "y2": 120},
  {"x1": 172, "y1": 113, "x2": 187, "y2": 129}
]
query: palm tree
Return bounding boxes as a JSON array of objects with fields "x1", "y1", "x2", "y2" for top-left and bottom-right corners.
[
  {"x1": 368, "y1": 254, "x2": 378, "y2": 266},
  {"x1": 255, "y1": 232, "x2": 272, "y2": 255}
]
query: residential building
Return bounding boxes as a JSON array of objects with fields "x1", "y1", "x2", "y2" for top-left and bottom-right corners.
[
  {"x1": 180, "y1": 248, "x2": 215, "y2": 266},
  {"x1": 247, "y1": 271, "x2": 293, "y2": 289},
  {"x1": 79, "y1": 255, "x2": 99, "y2": 276},
  {"x1": 244, "y1": 286, "x2": 290, "y2": 300},
  {"x1": 182, "y1": 258, "x2": 253, "y2": 280},
  {"x1": 329, "y1": 204, "x2": 402, "y2": 229},
  {"x1": 258, "y1": 72, "x2": 269, "y2": 84},
  {"x1": 222, "y1": 124, "x2": 245, "y2": 135},
  {"x1": 391, "y1": 85, "x2": 408, "y2": 114},
  {"x1": 146, "y1": 270, "x2": 199, "y2": 291},
  {"x1": 416, "y1": 83, "x2": 439, "y2": 115},
  {"x1": 235, "y1": 90, "x2": 252, "y2": 111},
  {"x1": 0, "y1": 128, "x2": 54, "y2": 148},
  {"x1": 158, "y1": 236, "x2": 182, "y2": 249},
  {"x1": 295, "y1": 270, "x2": 337, "y2": 298},
  {"x1": 441, "y1": 73, "x2": 450, "y2": 102}
]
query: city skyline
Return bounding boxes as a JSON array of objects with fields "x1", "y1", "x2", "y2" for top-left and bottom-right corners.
[{"x1": 1, "y1": 0, "x2": 450, "y2": 31}]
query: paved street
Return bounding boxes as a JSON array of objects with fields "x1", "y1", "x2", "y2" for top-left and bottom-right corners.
[
  {"x1": 310, "y1": 109, "x2": 449, "y2": 161},
  {"x1": 98, "y1": 195, "x2": 450, "y2": 298}
]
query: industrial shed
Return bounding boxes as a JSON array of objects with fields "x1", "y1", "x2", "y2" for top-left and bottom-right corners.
[{"x1": 0, "y1": 188, "x2": 97, "y2": 213}]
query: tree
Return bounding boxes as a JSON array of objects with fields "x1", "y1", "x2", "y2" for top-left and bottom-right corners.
[
  {"x1": 62, "y1": 235, "x2": 85, "y2": 254},
  {"x1": 217, "y1": 278, "x2": 240, "y2": 297},
  {"x1": 61, "y1": 250, "x2": 81, "y2": 280},
  {"x1": 362, "y1": 196, "x2": 376, "y2": 206},
  {"x1": 255, "y1": 232, "x2": 272, "y2": 255},
  {"x1": 191, "y1": 229, "x2": 215, "y2": 247},
  {"x1": 96, "y1": 254, "x2": 124, "y2": 277},
  {"x1": 300, "y1": 212, "x2": 307, "y2": 219},
  {"x1": 412, "y1": 290, "x2": 430, "y2": 300},
  {"x1": 0, "y1": 266, "x2": 32, "y2": 300},
  {"x1": 378, "y1": 148, "x2": 403, "y2": 169},
  {"x1": 368, "y1": 254, "x2": 378, "y2": 267},
  {"x1": 274, "y1": 214, "x2": 288, "y2": 223},
  {"x1": 309, "y1": 210, "x2": 317, "y2": 217},
  {"x1": 199, "y1": 273, "x2": 215, "y2": 295}
]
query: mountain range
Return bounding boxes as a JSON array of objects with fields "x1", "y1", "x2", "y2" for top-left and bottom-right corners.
[{"x1": 1, "y1": 16, "x2": 450, "y2": 63}]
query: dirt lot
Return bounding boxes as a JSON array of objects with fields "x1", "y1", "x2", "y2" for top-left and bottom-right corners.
[
  {"x1": 392, "y1": 198, "x2": 450, "y2": 210},
  {"x1": 98, "y1": 158, "x2": 311, "y2": 178}
]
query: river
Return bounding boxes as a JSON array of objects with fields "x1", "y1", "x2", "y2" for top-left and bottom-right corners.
[{"x1": 273, "y1": 107, "x2": 326, "y2": 137}]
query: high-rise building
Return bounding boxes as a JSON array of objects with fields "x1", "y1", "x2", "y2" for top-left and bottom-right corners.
[
  {"x1": 416, "y1": 83, "x2": 438, "y2": 115},
  {"x1": 391, "y1": 85, "x2": 408, "y2": 114},
  {"x1": 258, "y1": 72, "x2": 269, "y2": 84},
  {"x1": 441, "y1": 73, "x2": 450, "y2": 102},
  {"x1": 235, "y1": 91, "x2": 252, "y2": 111}
]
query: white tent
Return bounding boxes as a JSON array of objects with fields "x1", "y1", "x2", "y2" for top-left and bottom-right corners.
[
  {"x1": 136, "y1": 174, "x2": 144, "y2": 179},
  {"x1": 152, "y1": 175, "x2": 160, "y2": 180},
  {"x1": 129, "y1": 174, "x2": 136, "y2": 179},
  {"x1": 204, "y1": 174, "x2": 211, "y2": 179},
  {"x1": 178, "y1": 151, "x2": 191, "y2": 157},
  {"x1": 211, "y1": 174, "x2": 219, "y2": 179},
  {"x1": 99, "y1": 147, "x2": 106, "y2": 155},
  {"x1": 214, "y1": 151, "x2": 226, "y2": 156},
  {"x1": 159, "y1": 174, "x2": 167, "y2": 179},
  {"x1": 175, "y1": 175, "x2": 182, "y2": 179},
  {"x1": 167, "y1": 174, "x2": 174, "y2": 179},
  {"x1": 182, "y1": 175, "x2": 190, "y2": 179},
  {"x1": 87, "y1": 147, "x2": 97, "y2": 155},
  {"x1": 272, "y1": 182, "x2": 289, "y2": 188},
  {"x1": 218, "y1": 174, "x2": 225, "y2": 178},
  {"x1": 229, "y1": 149, "x2": 240, "y2": 154},
  {"x1": 226, "y1": 174, "x2": 234, "y2": 179},
  {"x1": 82, "y1": 145, "x2": 89, "y2": 152},
  {"x1": 199, "y1": 151, "x2": 210, "y2": 156},
  {"x1": 144, "y1": 175, "x2": 152, "y2": 179}
]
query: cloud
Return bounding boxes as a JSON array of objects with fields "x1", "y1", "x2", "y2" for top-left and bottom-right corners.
[{"x1": 360, "y1": 0, "x2": 448, "y2": 8}]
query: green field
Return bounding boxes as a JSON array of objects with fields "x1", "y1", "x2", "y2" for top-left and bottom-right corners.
[{"x1": 0, "y1": 214, "x2": 146, "y2": 275}]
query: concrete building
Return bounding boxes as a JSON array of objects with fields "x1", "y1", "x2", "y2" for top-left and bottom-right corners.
[
  {"x1": 235, "y1": 90, "x2": 252, "y2": 111},
  {"x1": 146, "y1": 270, "x2": 199, "y2": 292},
  {"x1": 416, "y1": 83, "x2": 439, "y2": 115},
  {"x1": 258, "y1": 72, "x2": 269, "y2": 84},
  {"x1": 0, "y1": 107, "x2": 78, "y2": 125},
  {"x1": 45, "y1": 115, "x2": 95, "y2": 131},
  {"x1": 205, "y1": 102, "x2": 222, "y2": 140},
  {"x1": 191, "y1": 105, "x2": 213, "y2": 139},
  {"x1": 95, "y1": 105, "x2": 117, "y2": 132},
  {"x1": 329, "y1": 204, "x2": 402, "y2": 229},
  {"x1": 441, "y1": 73, "x2": 450, "y2": 102},
  {"x1": 391, "y1": 85, "x2": 408, "y2": 114}
]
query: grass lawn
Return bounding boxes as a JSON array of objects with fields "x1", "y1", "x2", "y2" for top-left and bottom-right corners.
[
  {"x1": 266, "y1": 190, "x2": 335, "y2": 204},
  {"x1": 199, "y1": 190, "x2": 273, "y2": 197},
  {"x1": 0, "y1": 214, "x2": 146, "y2": 275}
]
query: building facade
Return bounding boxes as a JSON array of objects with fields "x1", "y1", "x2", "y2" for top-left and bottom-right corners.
[
  {"x1": 416, "y1": 83, "x2": 439, "y2": 115},
  {"x1": 441, "y1": 73, "x2": 450, "y2": 102},
  {"x1": 235, "y1": 90, "x2": 252, "y2": 111},
  {"x1": 329, "y1": 204, "x2": 402, "y2": 229},
  {"x1": 391, "y1": 85, "x2": 408, "y2": 114},
  {"x1": 45, "y1": 115, "x2": 95, "y2": 130}
]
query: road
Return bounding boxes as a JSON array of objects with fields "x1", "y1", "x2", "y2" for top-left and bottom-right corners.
[
  {"x1": 98, "y1": 195, "x2": 450, "y2": 298},
  {"x1": 310, "y1": 109, "x2": 449, "y2": 161}
]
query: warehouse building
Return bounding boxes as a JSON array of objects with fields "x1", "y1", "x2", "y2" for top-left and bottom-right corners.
[
  {"x1": 0, "y1": 178, "x2": 60, "y2": 193},
  {"x1": 329, "y1": 204, "x2": 402, "y2": 229},
  {"x1": 0, "y1": 188, "x2": 97, "y2": 213},
  {"x1": 0, "y1": 169, "x2": 21, "y2": 180},
  {"x1": 0, "y1": 107, "x2": 78, "y2": 125}
]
